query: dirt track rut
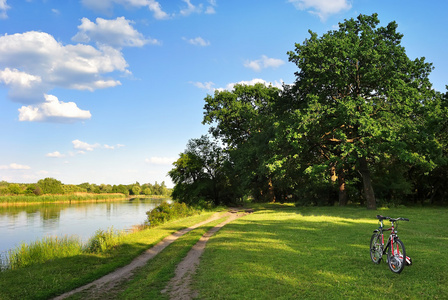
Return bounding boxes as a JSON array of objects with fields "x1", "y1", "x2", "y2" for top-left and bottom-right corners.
[{"x1": 53, "y1": 209, "x2": 249, "y2": 300}]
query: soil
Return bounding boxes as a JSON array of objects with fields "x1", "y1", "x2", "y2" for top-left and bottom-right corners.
[{"x1": 53, "y1": 209, "x2": 251, "y2": 300}]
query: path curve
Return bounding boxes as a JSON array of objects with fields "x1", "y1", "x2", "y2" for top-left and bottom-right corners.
[{"x1": 53, "y1": 209, "x2": 250, "y2": 299}]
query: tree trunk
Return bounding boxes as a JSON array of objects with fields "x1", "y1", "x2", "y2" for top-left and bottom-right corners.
[
  {"x1": 358, "y1": 156, "x2": 376, "y2": 210},
  {"x1": 338, "y1": 168, "x2": 348, "y2": 206}
]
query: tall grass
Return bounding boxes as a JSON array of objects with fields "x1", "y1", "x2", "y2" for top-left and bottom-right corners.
[
  {"x1": 0, "y1": 193, "x2": 126, "y2": 204},
  {"x1": 84, "y1": 228, "x2": 125, "y2": 253},
  {"x1": 1, "y1": 228, "x2": 126, "y2": 271},
  {"x1": 4, "y1": 236, "x2": 84, "y2": 270}
]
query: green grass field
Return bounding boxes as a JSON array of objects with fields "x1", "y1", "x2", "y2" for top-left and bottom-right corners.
[
  {"x1": 1, "y1": 205, "x2": 446, "y2": 299},
  {"x1": 194, "y1": 205, "x2": 448, "y2": 299}
]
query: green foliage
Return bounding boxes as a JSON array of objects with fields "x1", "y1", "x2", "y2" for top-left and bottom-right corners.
[
  {"x1": 84, "y1": 228, "x2": 124, "y2": 253},
  {"x1": 4, "y1": 236, "x2": 83, "y2": 270},
  {"x1": 37, "y1": 178, "x2": 64, "y2": 194},
  {"x1": 7, "y1": 184, "x2": 22, "y2": 195},
  {"x1": 145, "y1": 201, "x2": 198, "y2": 227},
  {"x1": 165, "y1": 13, "x2": 448, "y2": 207},
  {"x1": 169, "y1": 135, "x2": 239, "y2": 206}
]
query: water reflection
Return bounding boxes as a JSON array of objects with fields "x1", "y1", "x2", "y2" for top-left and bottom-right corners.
[{"x1": 0, "y1": 198, "x2": 166, "y2": 257}]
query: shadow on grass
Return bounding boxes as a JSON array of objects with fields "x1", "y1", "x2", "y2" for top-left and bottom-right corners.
[{"x1": 195, "y1": 206, "x2": 448, "y2": 299}]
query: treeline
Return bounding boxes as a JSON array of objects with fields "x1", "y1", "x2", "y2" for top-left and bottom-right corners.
[
  {"x1": 0, "y1": 178, "x2": 171, "y2": 197},
  {"x1": 169, "y1": 14, "x2": 448, "y2": 209}
]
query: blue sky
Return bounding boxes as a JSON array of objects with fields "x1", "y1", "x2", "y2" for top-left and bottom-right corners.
[{"x1": 1, "y1": 0, "x2": 447, "y2": 187}]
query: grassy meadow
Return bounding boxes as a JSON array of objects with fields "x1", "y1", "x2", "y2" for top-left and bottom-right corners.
[
  {"x1": 0, "y1": 205, "x2": 446, "y2": 299},
  {"x1": 194, "y1": 205, "x2": 448, "y2": 299}
]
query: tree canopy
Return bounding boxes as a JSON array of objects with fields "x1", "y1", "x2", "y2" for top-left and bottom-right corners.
[{"x1": 169, "y1": 13, "x2": 448, "y2": 209}]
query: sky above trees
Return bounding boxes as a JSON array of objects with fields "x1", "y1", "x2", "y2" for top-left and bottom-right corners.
[{"x1": 1, "y1": 0, "x2": 447, "y2": 186}]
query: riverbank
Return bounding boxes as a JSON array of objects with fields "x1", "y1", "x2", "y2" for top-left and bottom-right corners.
[
  {"x1": 0, "y1": 193, "x2": 159, "y2": 206},
  {"x1": 0, "y1": 211, "x2": 218, "y2": 299}
]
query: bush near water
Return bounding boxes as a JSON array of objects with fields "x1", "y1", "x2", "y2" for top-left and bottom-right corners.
[{"x1": 145, "y1": 201, "x2": 199, "y2": 227}]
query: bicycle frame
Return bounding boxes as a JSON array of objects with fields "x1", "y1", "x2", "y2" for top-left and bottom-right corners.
[
  {"x1": 376, "y1": 220, "x2": 399, "y2": 258},
  {"x1": 371, "y1": 215, "x2": 412, "y2": 269}
]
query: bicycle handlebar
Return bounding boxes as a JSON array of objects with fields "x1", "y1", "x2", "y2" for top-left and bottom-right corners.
[{"x1": 376, "y1": 215, "x2": 409, "y2": 222}]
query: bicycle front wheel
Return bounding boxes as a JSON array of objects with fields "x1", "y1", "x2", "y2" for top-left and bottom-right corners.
[
  {"x1": 387, "y1": 238, "x2": 406, "y2": 274},
  {"x1": 370, "y1": 233, "x2": 382, "y2": 264}
]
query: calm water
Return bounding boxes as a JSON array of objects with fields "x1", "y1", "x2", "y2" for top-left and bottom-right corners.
[{"x1": 0, "y1": 198, "x2": 167, "y2": 257}]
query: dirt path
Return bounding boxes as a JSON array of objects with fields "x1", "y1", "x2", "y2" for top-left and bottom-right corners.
[
  {"x1": 162, "y1": 210, "x2": 248, "y2": 300},
  {"x1": 53, "y1": 209, "x2": 250, "y2": 300}
]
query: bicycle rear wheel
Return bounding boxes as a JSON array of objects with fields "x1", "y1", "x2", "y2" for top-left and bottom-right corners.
[
  {"x1": 387, "y1": 238, "x2": 406, "y2": 274},
  {"x1": 370, "y1": 233, "x2": 382, "y2": 264}
]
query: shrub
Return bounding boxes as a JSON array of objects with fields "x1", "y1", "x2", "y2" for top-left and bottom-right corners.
[{"x1": 146, "y1": 201, "x2": 198, "y2": 227}]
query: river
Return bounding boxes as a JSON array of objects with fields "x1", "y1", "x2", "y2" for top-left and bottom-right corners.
[{"x1": 0, "y1": 198, "x2": 167, "y2": 260}]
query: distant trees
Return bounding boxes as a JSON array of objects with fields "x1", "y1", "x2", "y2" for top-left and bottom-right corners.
[
  {"x1": 0, "y1": 179, "x2": 171, "y2": 197},
  {"x1": 37, "y1": 178, "x2": 64, "y2": 194},
  {"x1": 169, "y1": 13, "x2": 448, "y2": 208}
]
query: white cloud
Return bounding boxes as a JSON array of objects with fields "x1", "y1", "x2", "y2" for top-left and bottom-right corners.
[
  {"x1": 81, "y1": 0, "x2": 170, "y2": 20},
  {"x1": 288, "y1": 0, "x2": 351, "y2": 21},
  {"x1": 0, "y1": 0, "x2": 9, "y2": 19},
  {"x1": 193, "y1": 78, "x2": 285, "y2": 93},
  {"x1": 224, "y1": 78, "x2": 284, "y2": 91},
  {"x1": 0, "y1": 31, "x2": 128, "y2": 104},
  {"x1": 183, "y1": 36, "x2": 210, "y2": 46},
  {"x1": 104, "y1": 144, "x2": 125, "y2": 149},
  {"x1": 0, "y1": 163, "x2": 31, "y2": 170},
  {"x1": 72, "y1": 17, "x2": 159, "y2": 48},
  {"x1": 46, "y1": 151, "x2": 65, "y2": 158},
  {"x1": 145, "y1": 157, "x2": 176, "y2": 165},
  {"x1": 72, "y1": 139, "x2": 100, "y2": 152},
  {"x1": 191, "y1": 81, "x2": 216, "y2": 93},
  {"x1": 205, "y1": 0, "x2": 217, "y2": 14},
  {"x1": 244, "y1": 55, "x2": 285, "y2": 72},
  {"x1": 180, "y1": 0, "x2": 203, "y2": 16},
  {"x1": 18, "y1": 94, "x2": 91, "y2": 123}
]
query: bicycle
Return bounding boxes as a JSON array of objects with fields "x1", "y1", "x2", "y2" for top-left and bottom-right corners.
[{"x1": 370, "y1": 215, "x2": 412, "y2": 274}]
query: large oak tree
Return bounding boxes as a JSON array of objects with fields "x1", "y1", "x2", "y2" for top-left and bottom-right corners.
[{"x1": 286, "y1": 13, "x2": 435, "y2": 209}]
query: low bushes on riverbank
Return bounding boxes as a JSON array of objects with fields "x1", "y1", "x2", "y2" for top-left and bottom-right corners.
[{"x1": 0, "y1": 193, "x2": 126, "y2": 204}]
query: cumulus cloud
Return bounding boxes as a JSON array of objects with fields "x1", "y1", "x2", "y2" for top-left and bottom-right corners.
[
  {"x1": 0, "y1": 163, "x2": 31, "y2": 170},
  {"x1": 72, "y1": 17, "x2": 159, "y2": 48},
  {"x1": 183, "y1": 36, "x2": 210, "y2": 46},
  {"x1": 0, "y1": 0, "x2": 9, "y2": 19},
  {"x1": 288, "y1": 0, "x2": 351, "y2": 21},
  {"x1": 46, "y1": 151, "x2": 65, "y2": 158},
  {"x1": 244, "y1": 55, "x2": 285, "y2": 72},
  {"x1": 0, "y1": 31, "x2": 127, "y2": 104},
  {"x1": 81, "y1": 0, "x2": 170, "y2": 20},
  {"x1": 145, "y1": 157, "x2": 176, "y2": 165},
  {"x1": 18, "y1": 94, "x2": 91, "y2": 123},
  {"x1": 72, "y1": 139, "x2": 100, "y2": 152}
]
